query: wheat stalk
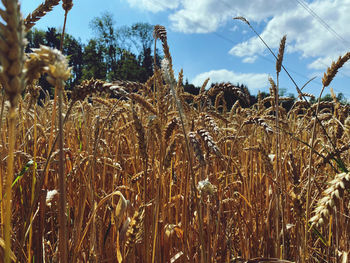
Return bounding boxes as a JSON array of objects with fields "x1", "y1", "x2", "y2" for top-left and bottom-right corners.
[
  {"x1": 275, "y1": 35, "x2": 287, "y2": 257},
  {"x1": 132, "y1": 107, "x2": 147, "y2": 162},
  {"x1": 0, "y1": 1, "x2": 25, "y2": 261},
  {"x1": 45, "y1": 46, "x2": 71, "y2": 262}
]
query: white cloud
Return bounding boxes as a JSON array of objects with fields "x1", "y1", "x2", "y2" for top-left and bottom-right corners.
[
  {"x1": 125, "y1": 0, "x2": 295, "y2": 33},
  {"x1": 125, "y1": 0, "x2": 180, "y2": 13},
  {"x1": 167, "y1": 0, "x2": 298, "y2": 33},
  {"x1": 125, "y1": 0, "x2": 350, "y2": 75},
  {"x1": 229, "y1": 0, "x2": 350, "y2": 70},
  {"x1": 192, "y1": 69, "x2": 269, "y2": 92},
  {"x1": 308, "y1": 57, "x2": 334, "y2": 71},
  {"x1": 242, "y1": 56, "x2": 258, "y2": 63}
]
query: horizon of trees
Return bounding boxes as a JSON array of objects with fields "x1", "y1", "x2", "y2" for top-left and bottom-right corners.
[
  {"x1": 25, "y1": 12, "x2": 162, "y2": 98},
  {"x1": 25, "y1": 12, "x2": 349, "y2": 107}
]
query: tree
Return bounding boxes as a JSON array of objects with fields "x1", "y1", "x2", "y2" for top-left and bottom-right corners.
[
  {"x1": 45, "y1": 27, "x2": 60, "y2": 49},
  {"x1": 88, "y1": 14, "x2": 162, "y2": 82},
  {"x1": 138, "y1": 47, "x2": 153, "y2": 82},
  {"x1": 336, "y1": 92, "x2": 348, "y2": 104},
  {"x1": 320, "y1": 94, "x2": 333, "y2": 102},
  {"x1": 82, "y1": 39, "x2": 107, "y2": 80},
  {"x1": 90, "y1": 12, "x2": 119, "y2": 78},
  {"x1": 25, "y1": 28, "x2": 84, "y2": 89},
  {"x1": 116, "y1": 22, "x2": 161, "y2": 82},
  {"x1": 62, "y1": 34, "x2": 84, "y2": 88},
  {"x1": 130, "y1": 23, "x2": 154, "y2": 53},
  {"x1": 184, "y1": 79, "x2": 200, "y2": 95},
  {"x1": 115, "y1": 50, "x2": 144, "y2": 81},
  {"x1": 25, "y1": 28, "x2": 46, "y2": 52}
]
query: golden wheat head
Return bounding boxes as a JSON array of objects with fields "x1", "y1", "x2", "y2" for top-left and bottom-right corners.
[
  {"x1": 322, "y1": 52, "x2": 350, "y2": 87},
  {"x1": 310, "y1": 172, "x2": 350, "y2": 227},
  {"x1": 24, "y1": 0, "x2": 60, "y2": 31},
  {"x1": 276, "y1": 35, "x2": 286, "y2": 74},
  {"x1": 0, "y1": 0, "x2": 25, "y2": 107}
]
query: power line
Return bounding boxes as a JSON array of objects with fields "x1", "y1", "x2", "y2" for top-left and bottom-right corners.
[
  {"x1": 219, "y1": 0, "x2": 350, "y2": 97},
  {"x1": 142, "y1": 0, "x2": 350, "y2": 97},
  {"x1": 290, "y1": 0, "x2": 350, "y2": 90},
  {"x1": 293, "y1": 0, "x2": 350, "y2": 48}
]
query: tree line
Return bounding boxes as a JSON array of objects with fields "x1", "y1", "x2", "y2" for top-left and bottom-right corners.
[
  {"x1": 25, "y1": 12, "x2": 161, "y2": 97},
  {"x1": 25, "y1": 12, "x2": 348, "y2": 107}
]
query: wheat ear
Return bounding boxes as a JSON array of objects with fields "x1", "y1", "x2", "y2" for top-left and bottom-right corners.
[
  {"x1": 0, "y1": 1, "x2": 25, "y2": 262},
  {"x1": 24, "y1": 0, "x2": 60, "y2": 31},
  {"x1": 125, "y1": 208, "x2": 145, "y2": 256},
  {"x1": 309, "y1": 172, "x2": 350, "y2": 227},
  {"x1": 322, "y1": 52, "x2": 350, "y2": 88},
  {"x1": 276, "y1": 35, "x2": 286, "y2": 75},
  {"x1": 197, "y1": 128, "x2": 223, "y2": 159},
  {"x1": 154, "y1": 25, "x2": 174, "y2": 78},
  {"x1": 129, "y1": 93, "x2": 157, "y2": 115},
  {"x1": 305, "y1": 53, "x2": 350, "y2": 256}
]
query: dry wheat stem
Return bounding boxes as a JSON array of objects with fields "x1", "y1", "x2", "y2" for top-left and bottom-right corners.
[
  {"x1": 275, "y1": 35, "x2": 287, "y2": 257},
  {"x1": 0, "y1": 0, "x2": 25, "y2": 261},
  {"x1": 160, "y1": 38, "x2": 207, "y2": 261},
  {"x1": 57, "y1": 80, "x2": 67, "y2": 262},
  {"x1": 45, "y1": 47, "x2": 70, "y2": 262},
  {"x1": 304, "y1": 87, "x2": 327, "y2": 260},
  {"x1": 305, "y1": 53, "x2": 350, "y2": 258}
]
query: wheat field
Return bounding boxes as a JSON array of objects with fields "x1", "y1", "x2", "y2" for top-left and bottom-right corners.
[{"x1": 0, "y1": 1, "x2": 349, "y2": 262}]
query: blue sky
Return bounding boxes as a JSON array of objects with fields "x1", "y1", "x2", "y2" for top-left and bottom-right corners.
[{"x1": 20, "y1": 0, "x2": 350, "y2": 98}]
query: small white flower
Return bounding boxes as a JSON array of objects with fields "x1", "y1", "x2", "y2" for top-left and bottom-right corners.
[
  {"x1": 268, "y1": 154, "x2": 275, "y2": 162},
  {"x1": 46, "y1": 189, "x2": 58, "y2": 207},
  {"x1": 197, "y1": 178, "x2": 217, "y2": 196}
]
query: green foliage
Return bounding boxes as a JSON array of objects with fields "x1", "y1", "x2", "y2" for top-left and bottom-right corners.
[
  {"x1": 90, "y1": 12, "x2": 119, "y2": 76},
  {"x1": 25, "y1": 13, "x2": 163, "y2": 96},
  {"x1": 12, "y1": 160, "x2": 35, "y2": 188},
  {"x1": 114, "y1": 50, "x2": 144, "y2": 81},
  {"x1": 184, "y1": 79, "x2": 200, "y2": 95},
  {"x1": 82, "y1": 39, "x2": 107, "y2": 80},
  {"x1": 45, "y1": 27, "x2": 60, "y2": 49},
  {"x1": 26, "y1": 28, "x2": 84, "y2": 98},
  {"x1": 63, "y1": 34, "x2": 84, "y2": 88},
  {"x1": 25, "y1": 29, "x2": 46, "y2": 52},
  {"x1": 315, "y1": 92, "x2": 348, "y2": 104}
]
